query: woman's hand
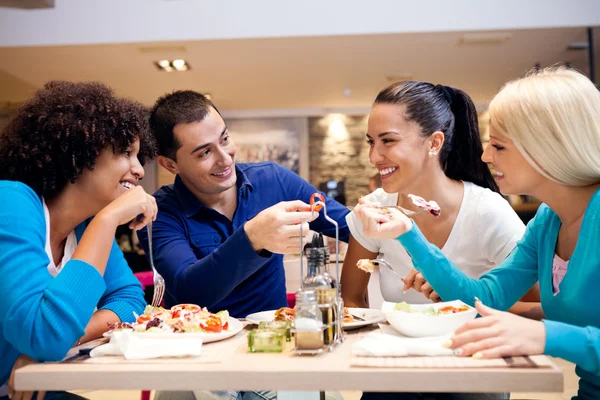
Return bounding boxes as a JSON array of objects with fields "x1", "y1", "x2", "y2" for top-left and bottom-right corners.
[
  {"x1": 97, "y1": 186, "x2": 158, "y2": 231},
  {"x1": 8, "y1": 355, "x2": 45, "y2": 400},
  {"x1": 445, "y1": 299, "x2": 546, "y2": 359},
  {"x1": 353, "y1": 199, "x2": 413, "y2": 240},
  {"x1": 402, "y1": 269, "x2": 442, "y2": 302}
]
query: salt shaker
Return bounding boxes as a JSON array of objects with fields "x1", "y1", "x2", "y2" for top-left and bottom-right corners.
[{"x1": 293, "y1": 290, "x2": 325, "y2": 354}]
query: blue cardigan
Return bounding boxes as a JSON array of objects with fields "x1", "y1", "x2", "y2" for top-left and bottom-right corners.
[
  {"x1": 0, "y1": 181, "x2": 146, "y2": 386},
  {"x1": 397, "y1": 187, "x2": 600, "y2": 400}
]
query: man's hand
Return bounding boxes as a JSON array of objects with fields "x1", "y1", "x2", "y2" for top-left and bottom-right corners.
[
  {"x1": 8, "y1": 355, "x2": 45, "y2": 400},
  {"x1": 244, "y1": 201, "x2": 317, "y2": 254}
]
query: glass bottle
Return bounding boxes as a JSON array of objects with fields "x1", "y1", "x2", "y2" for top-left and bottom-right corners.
[
  {"x1": 293, "y1": 290, "x2": 324, "y2": 353},
  {"x1": 302, "y1": 233, "x2": 337, "y2": 346}
]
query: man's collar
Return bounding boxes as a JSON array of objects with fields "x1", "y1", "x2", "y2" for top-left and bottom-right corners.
[{"x1": 174, "y1": 165, "x2": 254, "y2": 218}]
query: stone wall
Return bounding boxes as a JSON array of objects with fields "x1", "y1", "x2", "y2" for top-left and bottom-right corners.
[{"x1": 308, "y1": 114, "x2": 375, "y2": 206}]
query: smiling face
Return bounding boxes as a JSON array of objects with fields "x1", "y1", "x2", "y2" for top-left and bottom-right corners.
[
  {"x1": 168, "y1": 107, "x2": 237, "y2": 196},
  {"x1": 482, "y1": 125, "x2": 544, "y2": 195},
  {"x1": 367, "y1": 103, "x2": 440, "y2": 193},
  {"x1": 75, "y1": 139, "x2": 144, "y2": 207}
]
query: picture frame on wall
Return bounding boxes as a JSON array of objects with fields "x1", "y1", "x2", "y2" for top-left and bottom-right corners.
[{"x1": 225, "y1": 117, "x2": 309, "y2": 180}]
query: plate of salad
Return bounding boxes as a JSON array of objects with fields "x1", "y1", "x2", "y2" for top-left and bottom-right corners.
[
  {"x1": 381, "y1": 300, "x2": 477, "y2": 337},
  {"x1": 105, "y1": 303, "x2": 243, "y2": 343}
]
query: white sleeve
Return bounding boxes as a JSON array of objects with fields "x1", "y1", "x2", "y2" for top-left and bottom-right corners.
[
  {"x1": 346, "y1": 211, "x2": 380, "y2": 253},
  {"x1": 477, "y1": 193, "x2": 526, "y2": 265}
]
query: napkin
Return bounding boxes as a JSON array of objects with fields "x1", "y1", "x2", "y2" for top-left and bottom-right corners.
[
  {"x1": 352, "y1": 326, "x2": 453, "y2": 357},
  {"x1": 90, "y1": 330, "x2": 203, "y2": 360}
]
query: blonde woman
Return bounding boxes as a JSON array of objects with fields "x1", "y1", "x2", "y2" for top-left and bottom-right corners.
[{"x1": 354, "y1": 67, "x2": 600, "y2": 400}]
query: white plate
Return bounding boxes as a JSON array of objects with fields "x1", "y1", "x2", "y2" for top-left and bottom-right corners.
[
  {"x1": 245, "y1": 308, "x2": 385, "y2": 330},
  {"x1": 103, "y1": 317, "x2": 243, "y2": 343},
  {"x1": 382, "y1": 300, "x2": 477, "y2": 338}
]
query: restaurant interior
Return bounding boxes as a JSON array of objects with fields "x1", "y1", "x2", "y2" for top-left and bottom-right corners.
[{"x1": 1, "y1": 1, "x2": 599, "y2": 399}]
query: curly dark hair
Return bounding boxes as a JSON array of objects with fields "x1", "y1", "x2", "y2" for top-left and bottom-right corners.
[{"x1": 0, "y1": 81, "x2": 157, "y2": 200}]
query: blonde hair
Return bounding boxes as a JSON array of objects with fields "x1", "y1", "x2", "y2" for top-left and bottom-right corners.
[{"x1": 489, "y1": 67, "x2": 600, "y2": 186}]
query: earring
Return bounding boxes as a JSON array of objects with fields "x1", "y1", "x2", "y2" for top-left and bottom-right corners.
[{"x1": 428, "y1": 151, "x2": 436, "y2": 157}]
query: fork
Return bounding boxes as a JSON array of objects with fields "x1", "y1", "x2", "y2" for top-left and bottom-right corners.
[
  {"x1": 369, "y1": 254, "x2": 405, "y2": 281},
  {"x1": 347, "y1": 205, "x2": 426, "y2": 217},
  {"x1": 147, "y1": 221, "x2": 165, "y2": 307}
]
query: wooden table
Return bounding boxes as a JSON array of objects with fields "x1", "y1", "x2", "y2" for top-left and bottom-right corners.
[{"x1": 15, "y1": 325, "x2": 564, "y2": 394}]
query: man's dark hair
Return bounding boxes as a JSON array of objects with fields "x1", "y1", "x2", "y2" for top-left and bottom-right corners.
[
  {"x1": 0, "y1": 81, "x2": 157, "y2": 200},
  {"x1": 149, "y1": 90, "x2": 219, "y2": 160}
]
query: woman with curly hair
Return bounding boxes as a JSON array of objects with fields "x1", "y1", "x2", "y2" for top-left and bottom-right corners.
[{"x1": 0, "y1": 81, "x2": 158, "y2": 400}]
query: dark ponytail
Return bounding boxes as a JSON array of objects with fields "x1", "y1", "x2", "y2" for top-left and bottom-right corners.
[{"x1": 374, "y1": 81, "x2": 499, "y2": 193}]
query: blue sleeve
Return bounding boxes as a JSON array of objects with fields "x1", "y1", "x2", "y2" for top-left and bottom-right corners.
[
  {"x1": 396, "y1": 214, "x2": 541, "y2": 310},
  {"x1": 544, "y1": 320, "x2": 600, "y2": 375},
  {"x1": 0, "y1": 182, "x2": 105, "y2": 362},
  {"x1": 138, "y1": 212, "x2": 270, "y2": 309},
  {"x1": 271, "y1": 163, "x2": 350, "y2": 242},
  {"x1": 97, "y1": 238, "x2": 147, "y2": 323}
]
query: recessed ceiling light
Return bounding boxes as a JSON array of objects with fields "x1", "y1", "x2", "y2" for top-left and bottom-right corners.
[
  {"x1": 155, "y1": 59, "x2": 191, "y2": 72},
  {"x1": 172, "y1": 59, "x2": 185, "y2": 69},
  {"x1": 204, "y1": 93, "x2": 212, "y2": 100}
]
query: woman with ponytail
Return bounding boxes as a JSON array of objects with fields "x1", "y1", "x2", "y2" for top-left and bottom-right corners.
[
  {"x1": 341, "y1": 81, "x2": 539, "y2": 315},
  {"x1": 354, "y1": 67, "x2": 600, "y2": 400}
]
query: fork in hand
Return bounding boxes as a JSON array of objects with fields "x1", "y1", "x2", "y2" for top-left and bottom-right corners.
[
  {"x1": 347, "y1": 205, "x2": 426, "y2": 217},
  {"x1": 147, "y1": 221, "x2": 165, "y2": 307},
  {"x1": 369, "y1": 254, "x2": 405, "y2": 281}
]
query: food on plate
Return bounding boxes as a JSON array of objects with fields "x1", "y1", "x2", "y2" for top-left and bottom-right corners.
[
  {"x1": 310, "y1": 193, "x2": 325, "y2": 212},
  {"x1": 107, "y1": 322, "x2": 133, "y2": 331},
  {"x1": 343, "y1": 307, "x2": 355, "y2": 323},
  {"x1": 408, "y1": 194, "x2": 441, "y2": 217},
  {"x1": 106, "y1": 304, "x2": 230, "y2": 334},
  {"x1": 274, "y1": 306, "x2": 357, "y2": 324},
  {"x1": 274, "y1": 307, "x2": 296, "y2": 322},
  {"x1": 393, "y1": 301, "x2": 470, "y2": 316},
  {"x1": 356, "y1": 259, "x2": 376, "y2": 273}
]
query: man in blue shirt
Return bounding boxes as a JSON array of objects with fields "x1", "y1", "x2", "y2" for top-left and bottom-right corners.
[{"x1": 138, "y1": 90, "x2": 349, "y2": 319}]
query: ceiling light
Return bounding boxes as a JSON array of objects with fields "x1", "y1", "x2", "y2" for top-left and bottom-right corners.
[
  {"x1": 458, "y1": 32, "x2": 511, "y2": 45},
  {"x1": 204, "y1": 93, "x2": 212, "y2": 100},
  {"x1": 155, "y1": 59, "x2": 191, "y2": 72},
  {"x1": 172, "y1": 59, "x2": 186, "y2": 70}
]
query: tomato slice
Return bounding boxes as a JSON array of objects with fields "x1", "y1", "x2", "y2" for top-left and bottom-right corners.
[
  {"x1": 200, "y1": 316, "x2": 223, "y2": 333},
  {"x1": 223, "y1": 321, "x2": 229, "y2": 330},
  {"x1": 310, "y1": 193, "x2": 325, "y2": 212},
  {"x1": 136, "y1": 314, "x2": 151, "y2": 324}
]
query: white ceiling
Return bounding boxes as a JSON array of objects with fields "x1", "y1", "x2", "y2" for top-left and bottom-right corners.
[{"x1": 0, "y1": 27, "x2": 598, "y2": 111}]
